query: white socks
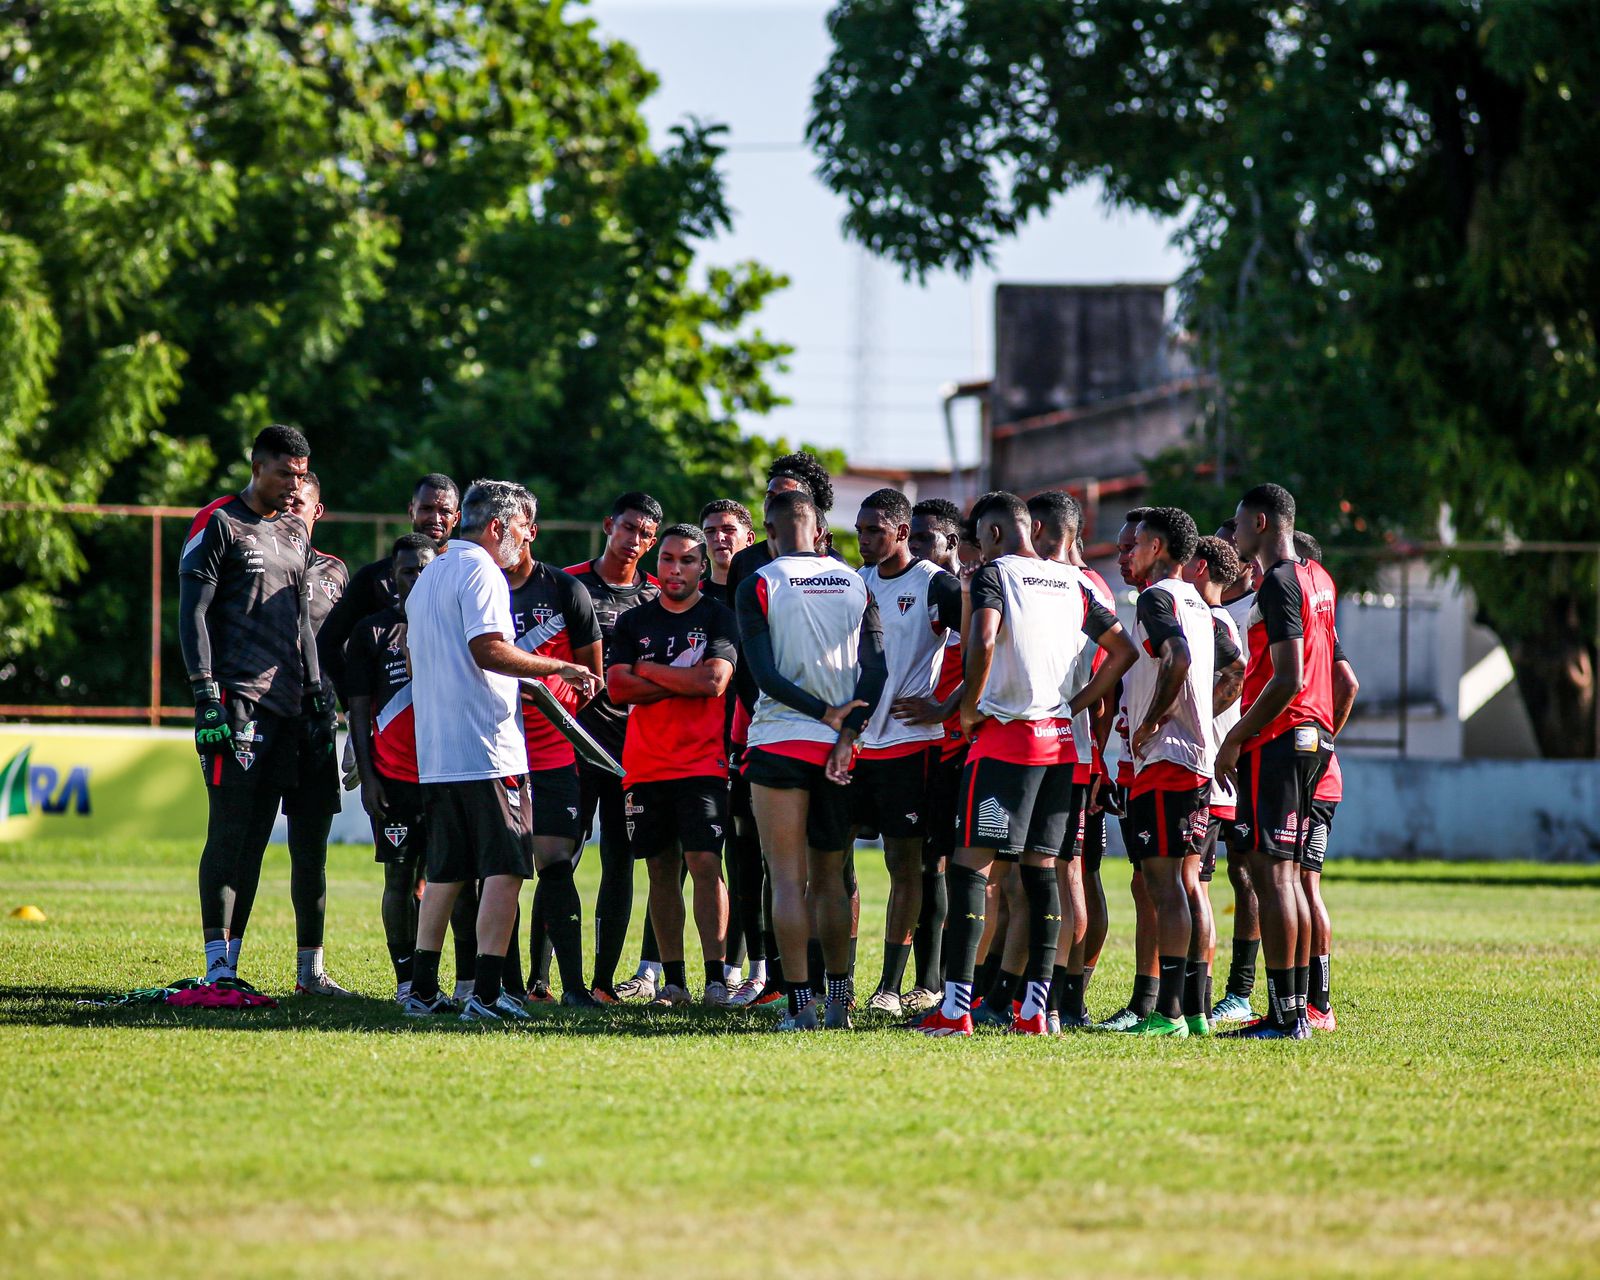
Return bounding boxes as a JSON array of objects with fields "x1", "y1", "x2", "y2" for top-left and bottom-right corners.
[
  {"x1": 941, "y1": 981, "x2": 973, "y2": 1021},
  {"x1": 296, "y1": 947, "x2": 324, "y2": 987}
]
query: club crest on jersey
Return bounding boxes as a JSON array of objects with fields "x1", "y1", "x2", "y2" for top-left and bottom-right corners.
[
  {"x1": 318, "y1": 578, "x2": 340, "y2": 600},
  {"x1": 710, "y1": 824, "x2": 722, "y2": 838},
  {"x1": 388, "y1": 638, "x2": 403, "y2": 654},
  {"x1": 687, "y1": 628, "x2": 706, "y2": 649},
  {"x1": 286, "y1": 533, "x2": 305, "y2": 555},
  {"x1": 383, "y1": 824, "x2": 408, "y2": 847},
  {"x1": 624, "y1": 793, "x2": 644, "y2": 817},
  {"x1": 527, "y1": 606, "x2": 553, "y2": 627},
  {"x1": 897, "y1": 594, "x2": 917, "y2": 615}
]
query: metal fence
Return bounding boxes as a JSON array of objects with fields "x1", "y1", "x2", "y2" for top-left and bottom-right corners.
[{"x1": 0, "y1": 502, "x2": 602, "y2": 726}]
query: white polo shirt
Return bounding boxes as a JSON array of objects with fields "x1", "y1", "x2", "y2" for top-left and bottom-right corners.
[{"x1": 406, "y1": 538, "x2": 529, "y2": 783}]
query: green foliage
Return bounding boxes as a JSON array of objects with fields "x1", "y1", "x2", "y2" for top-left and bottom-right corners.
[
  {"x1": 811, "y1": 0, "x2": 1600, "y2": 754},
  {"x1": 0, "y1": 0, "x2": 797, "y2": 707}
]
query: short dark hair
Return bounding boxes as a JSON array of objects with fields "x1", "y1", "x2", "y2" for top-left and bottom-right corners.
[
  {"x1": 1294, "y1": 530, "x2": 1324, "y2": 563},
  {"x1": 1122, "y1": 506, "x2": 1152, "y2": 526},
  {"x1": 658, "y1": 522, "x2": 706, "y2": 551},
  {"x1": 301, "y1": 470, "x2": 322, "y2": 501},
  {"x1": 1139, "y1": 506, "x2": 1200, "y2": 563},
  {"x1": 1240, "y1": 483, "x2": 1296, "y2": 524},
  {"x1": 414, "y1": 473, "x2": 459, "y2": 502},
  {"x1": 1027, "y1": 490, "x2": 1082, "y2": 541},
  {"x1": 915, "y1": 496, "x2": 960, "y2": 524},
  {"x1": 766, "y1": 488, "x2": 818, "y2": 523},
  {"x1": 958, "y1": 515, "x2": 980, "y2": 548},
  {"x1": 699, "y1": 499, "x2": 753, "y2": 532},
  {"x1": 768, "y1": 451, "x2": 834, "y2": 514},
  {"x1": 1192, "y1": 535, "x2": 1242, "y2": 587},
  {"x1": 391, "y1": 532, "x2": 437, "y2": 560},
  {"x1": 1218, "y1": 517, "x2": 1238, "y2": 536},
  {"x1": 969, "y1": 490, "x2": 1030, "y2": 528},
  {"x1": 252, "y1": 424, "x2": 310, "y2": 460},
  {"x1": 860, "y1": 487, "x2": 912, "y2": 526},
  {"x1": 611, "y1": 491, "x2": 664, "y2": 524}
]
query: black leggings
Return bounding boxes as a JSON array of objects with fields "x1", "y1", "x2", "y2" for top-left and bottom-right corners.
[
  {"x1": 726, "y1": 786, "x2": 765, "y2": 964},
  {"x1": 198, "y1": 784, "x2": 281, "y2": 937},
  {"x1": 585, "y1": 769, "x2": 632, "y2": 991},
  {"x1": 285, "y1": 809, "x2": 332, "y2": 949}
]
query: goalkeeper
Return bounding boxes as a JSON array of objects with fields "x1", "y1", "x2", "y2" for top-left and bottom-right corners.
[{"x1": 178, "y1": 425, "x2": 335, "y2": 988}]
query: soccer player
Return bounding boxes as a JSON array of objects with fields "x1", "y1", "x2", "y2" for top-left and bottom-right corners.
[
  {"x1": 1096, "y1": 507, "x2": 1163, "y2": 1032},
  {"x1": 564, "y1": 493, "x2": 663, "y2": 1002},
  {"x1": 727, "y1": 451, "x2": 837, "y2": 593},
  {"x1": 852, "y1": 488, "x2": 962, "y2": 1015},
  {"x1": 1214, "y1": 483, "x2": 1339, "y2": 1040},
  {"x1": 699, "y1": 498, "x2": 763, "y2": 997},
  {"x1": 1211, "y1": 517, "x2": 1265, "y2": 1020},
  {"x1": 344, "y1": 534, "x2": 438, "y2": 1001},
  {"x1": 894, "y1": 496, "x2": 967, "y2": 1013},
  {"x1": 608, "y1": 525, "x2": 740, "y2": 1006},
  {"x1": 1182, "y1": 534, "x2": 1247, "y2": 1021},
  {"x1": 319, "y1": 474, "x2": 460, "y2": 704},
  {"x1": 1027, "y1": 491, "x2": 1113, "y2": 1033},
  {"x1": 507, "y1": 518, "x2": 606, "y2": 1008},
  {"x1": 736, "y1": 488, "x2": 886, "y2": 1031},
  {"x1": 700, "y1": 499, "x2": 756, "y2": 607},
  {"x1": 1292, "y1": 530, "x2": 1360, "y2": 1031},
  {"x1": 279, "y1": 475, "x2": 355, "y2": 996},
  {"x1": 1123, "y1": 508, "x2": 1244, "y2": 1037},
  {"x1": 179, "y1": 425, "x2": 331, "y2": 987},
  {"x1": 400, "y1": 480, "x2": 600, "y2": 1022},
  {"x1": 911, "y1": 491, "x2": 1134, "y2": 1037}
]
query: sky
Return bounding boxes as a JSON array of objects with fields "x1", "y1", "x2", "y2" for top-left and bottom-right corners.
[{"x1": 588, "y1": 0, "x2": 1186, "y2": 470}]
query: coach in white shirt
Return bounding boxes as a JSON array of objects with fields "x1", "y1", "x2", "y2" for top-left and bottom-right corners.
[{"x1": 401, "y1": 479, "x2": 601, "y2": 1022}]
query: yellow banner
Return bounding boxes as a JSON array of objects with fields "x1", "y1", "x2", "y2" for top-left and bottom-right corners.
[{"x1": 0, "y1": 726, "x2": 210, "y2": 843}]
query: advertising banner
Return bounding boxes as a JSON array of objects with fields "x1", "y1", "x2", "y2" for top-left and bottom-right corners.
[{"x1": 0, "y1": 726, "x2": 210, "y2": 844}]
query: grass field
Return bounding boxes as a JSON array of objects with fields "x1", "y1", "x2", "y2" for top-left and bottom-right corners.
[{"x1": 2, "y1": 839, "x2": 1597, "y2": 1279}]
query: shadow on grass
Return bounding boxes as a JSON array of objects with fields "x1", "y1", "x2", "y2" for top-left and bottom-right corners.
[
  {"x1": 0, "y1": 986, "x2": 799, "y2": 1038},
  {"x1": 1324, "y1": 868, "x2": 1600, "y2": 890}
]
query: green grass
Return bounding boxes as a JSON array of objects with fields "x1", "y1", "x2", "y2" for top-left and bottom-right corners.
[{"x1": 2, "y1": 839, "x2": 1598, "y2": 1279}]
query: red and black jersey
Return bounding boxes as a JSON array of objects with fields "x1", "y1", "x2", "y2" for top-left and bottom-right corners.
[
  {"x1": 563, "y1": 559, "x2": 660, "y2": 758},
  {"x1": 934, "y1": 637, "x2": 965, "y2": 761},
  {"x1": 1241, "y1": 557, "x2": 1339, "y2": 748},
  {"x1": 343, "y1": 605, "x2": 417, "y2": 783},
  {"x1": 609, "y1": 595, "x2": 739, "y2": 785},
  {"x1": 511, "y1": 562, "x2": 602, "y2": 770},
  {"x1": 179, "y1": 495, "x2": 314, "y2": 717}
]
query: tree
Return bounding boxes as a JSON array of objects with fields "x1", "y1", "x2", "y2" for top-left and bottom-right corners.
[
  {"x1": 0, "y1": 1, "x2": 795, "y2": 709},
  {"x1": 809, "y1": 0, "x2": 1600, "y2": 756}
]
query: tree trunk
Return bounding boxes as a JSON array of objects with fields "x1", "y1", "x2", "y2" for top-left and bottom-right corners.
[{"x1": 1504, "y1": 621, "x2": 1596, "y2": 760}]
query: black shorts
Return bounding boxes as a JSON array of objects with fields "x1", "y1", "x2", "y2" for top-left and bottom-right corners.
[
  {"x1": 1303, "y1": 799, "x2": 1338, "y2": 874},
  {"x1": 200, "y1": 695, "x2": 298, "y2": 792},
  {"x1": 577, "y1": 763, "x2": 626, "y2": 851},
  {"x1": 422, "y1": 776, "x2": 534, "y2": 882},
  {"x1": 1083, "y1": 801, "x2": 1108, "y2": 875},
  {"x1": 1219, "y1": 812, "x2": 1251, "y2": 857},
  {"x1": 281, "y1": 720, "x2": 341, "y2": 819},
  {"x1": 955, "y1": 757, "x2": 1075, "y2": 859},
  {"x1": 742, "y1": 747, "x2": 852, "y2": 852},
  {"x1": 1125, "y1": 783, "x2": 1210, "y2": 861},
  {"x1": 531, "y1": 764, "x2": 583, "y2": 844},
  {"x1": 370, "y1": 775, "x2": 427, "y2": 865},
  {"x1": 1237, "y1": 724, "x2": 1333, "y2": 862},
  {"x1": 849, "y1": 747, "x2": 934, "y2": 840},
  {"x1": 924, "y1": 749, "x2": 966, "y2": 865},
  {"x1": 1057, "y1": 780, "x2": 1090, "y2": 861},
  {"x1": 626, "y1": 776, "x2": 729, "y2": 859}
]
